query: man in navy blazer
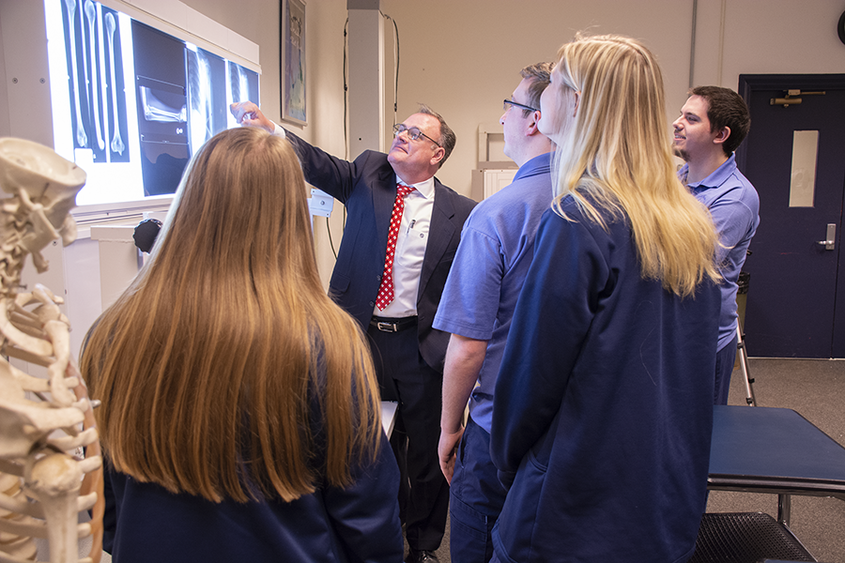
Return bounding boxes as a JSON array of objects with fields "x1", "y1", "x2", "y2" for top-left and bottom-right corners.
[{"x1": 232, "y1": 101, "x2": 475, "y2": 563}]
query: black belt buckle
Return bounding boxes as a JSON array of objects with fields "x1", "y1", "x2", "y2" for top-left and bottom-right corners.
[{"x1": 371, "y1": 316, "x2": 415, "y2": 333}]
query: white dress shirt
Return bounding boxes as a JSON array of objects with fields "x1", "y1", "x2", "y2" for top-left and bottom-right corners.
[{"x1": 376, "y1": 176, "x2": 435, "y2": 318}]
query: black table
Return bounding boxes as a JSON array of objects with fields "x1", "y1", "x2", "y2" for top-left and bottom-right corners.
[
  {"x1": 709, "y1": 405, "x2": 845, "y2": 524},
  {"x1": 692, "y1": 405, "x2": 845, "y2": 562}
]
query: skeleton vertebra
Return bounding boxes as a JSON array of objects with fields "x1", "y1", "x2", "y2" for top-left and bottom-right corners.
[{"x1": 0, "y1": 138, "x2": 102, "y2": 563}]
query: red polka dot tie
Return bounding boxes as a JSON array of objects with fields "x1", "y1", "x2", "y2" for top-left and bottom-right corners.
[{"x1": 376, "y1": 183, "x2": 416, "y2": 311}]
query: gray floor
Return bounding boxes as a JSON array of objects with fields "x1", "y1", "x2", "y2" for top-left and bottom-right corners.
[{"x1": 429, "y1": 358, "x2": 845, "y2": 563}]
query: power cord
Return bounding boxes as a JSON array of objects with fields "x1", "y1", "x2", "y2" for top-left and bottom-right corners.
[{"x1": 329, "y1": 13, "x2": 400, "y2": 260}]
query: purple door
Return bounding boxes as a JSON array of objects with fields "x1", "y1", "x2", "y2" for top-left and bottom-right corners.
[{"x1": 738, "y1": 75, "x2": 845, "y2": 358}]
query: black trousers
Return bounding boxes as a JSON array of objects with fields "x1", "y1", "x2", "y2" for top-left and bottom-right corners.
[{"x1": 367, "y1": 321, "x2": 449, "y2": 552}]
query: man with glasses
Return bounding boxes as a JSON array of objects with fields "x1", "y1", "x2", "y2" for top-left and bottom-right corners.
[
  {"x1": 231, "y1": 101, "x2": 475, "y2": 563},
  {"x1": 432, "y1": 62, "x2": 553, "y2": 563}
]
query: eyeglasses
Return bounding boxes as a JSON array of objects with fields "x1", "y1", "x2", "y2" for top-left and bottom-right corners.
[
  {"x1": 503, "y1": 98, "x2": 539, "y2": 113},
  {"x1": 393, "y1": 123, "x2": 441, "y2": 147}
]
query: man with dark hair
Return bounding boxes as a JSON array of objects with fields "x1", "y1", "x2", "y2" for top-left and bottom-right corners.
[
  {"x1": 433, "y1": 62, "x2": 553, "y2": 562},
  {"x1": 688, "y1": 86, "x2": 752, "y2": 155},
  {"x1": 673, "y1": 85, "x2": 760, "y2": 404},
  {"x1": 231, "y1": 101, "x2": 476, "y2": 563}
]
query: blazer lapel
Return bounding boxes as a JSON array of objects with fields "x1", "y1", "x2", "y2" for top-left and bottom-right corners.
[
  {"x1": 418, "y1": 179, "x2": 456, "y2": 301},
  {"x1": 373, "y1": 164, "x2": 397, "y2": 262}
]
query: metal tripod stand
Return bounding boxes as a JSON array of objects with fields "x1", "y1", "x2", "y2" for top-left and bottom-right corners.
[{"x1": 736, "y1": 318, "x2": 756, "y2": 406}]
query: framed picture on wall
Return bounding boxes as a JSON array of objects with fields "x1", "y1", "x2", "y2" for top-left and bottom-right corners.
[{"x1": 281, "y1": 0, "x2": 306, "y2": 125}]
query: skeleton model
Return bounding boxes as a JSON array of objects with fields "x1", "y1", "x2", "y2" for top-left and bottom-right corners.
[{"x1": 0, "y1": 138, "x2": 102, "y2": 563}]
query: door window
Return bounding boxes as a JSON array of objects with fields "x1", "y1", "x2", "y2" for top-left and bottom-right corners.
[{"x1": 789, "y1": 130, "x2": 819, "y2": 208}]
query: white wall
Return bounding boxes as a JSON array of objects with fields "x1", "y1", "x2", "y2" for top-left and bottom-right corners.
[
  {"x1": 294, "y1": 0, "x2": 350, "y2": 286},
  {"x1": 377, "y1": 0, "x2": 845, "y2": 198}
]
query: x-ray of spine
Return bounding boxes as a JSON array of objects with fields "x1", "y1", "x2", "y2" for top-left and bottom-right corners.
[
  {"x1": 61, "y1": 0, "x2": 129, "y2": 163},
  {"x1": 227, "y1": 61, "x2": 259, "y2": 129},
  {"x1": 186, "y1": 48, "x2": 226, "y2": 154}
]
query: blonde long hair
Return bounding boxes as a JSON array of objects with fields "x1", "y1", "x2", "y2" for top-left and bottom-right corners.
[
  {"x1": 81, "y1": 127, "x2": 382, "y2": 503},
  {"x1": 550, "y1": 34, "x2": 720, "y2": 297}
]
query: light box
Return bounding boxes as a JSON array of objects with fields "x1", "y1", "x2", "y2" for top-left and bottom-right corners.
[{"x1": 45, "y1": 0, "x2": 259, "y2": 206}]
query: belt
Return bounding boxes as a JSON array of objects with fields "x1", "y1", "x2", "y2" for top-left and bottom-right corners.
[{"x1": 370, "y1": 316, "x2": 417, "y2": 333}]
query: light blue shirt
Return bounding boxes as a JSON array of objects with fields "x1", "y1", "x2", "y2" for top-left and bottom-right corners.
[
  {"x1": 433, "y1": 152, "x2": 552, "y2": 433},
  {"x1": 679, "y1": 153, "x2": 760, "y2": 351}
]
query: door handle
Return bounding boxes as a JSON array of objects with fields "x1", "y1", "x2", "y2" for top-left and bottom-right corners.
[{"x1": 816, "y1": 223, "x2": 836, "y2": 250}]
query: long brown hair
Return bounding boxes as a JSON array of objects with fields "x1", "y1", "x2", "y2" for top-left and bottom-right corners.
[{"x1": 82, "y1": 127, "x2": 382, "y2": 503}]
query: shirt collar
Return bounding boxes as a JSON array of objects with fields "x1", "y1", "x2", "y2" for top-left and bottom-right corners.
[
  {"x1": 682, "y1": 153, "x2": 738, "y2": 189},
  {"x1": 514, "y1": 152, "x2": 552, "y2": 182},
  {"x1": 396, "y1": 175, "x2": 435, "y2": 199}
]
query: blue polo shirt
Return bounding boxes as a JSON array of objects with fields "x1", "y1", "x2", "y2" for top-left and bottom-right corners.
[
  {"x1": 433, "y1": 152, "x2": 552, "y2": 433},
  {"x1": 679, "y1": 153, "x2": 760, "y2": 351}
]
